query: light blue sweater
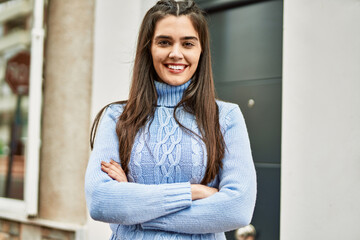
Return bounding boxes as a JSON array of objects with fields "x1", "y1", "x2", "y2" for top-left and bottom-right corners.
[{"x1": 85, "y1": 80, "x2": 257, "y2": 240}]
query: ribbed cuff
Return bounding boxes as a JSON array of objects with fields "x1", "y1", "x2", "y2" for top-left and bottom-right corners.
[
  {"x1": 161, "y1": 181, "x2": 192, "y2": 213},
  {"x1": 141, "y1": 218, "x2": 166, "y2": 230},
  {"x1": 141, "y1": 182, "x2": 191, "y2": 230}
]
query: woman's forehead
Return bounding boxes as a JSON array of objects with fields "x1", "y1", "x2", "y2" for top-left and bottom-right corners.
[{"x1": 153, "y1": 15, "x2": 199, "y2": 39}]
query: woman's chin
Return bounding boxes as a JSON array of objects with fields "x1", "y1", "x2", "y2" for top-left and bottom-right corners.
[{"x1": 158, "y1": 77, "x2": 191, "y2": 86}]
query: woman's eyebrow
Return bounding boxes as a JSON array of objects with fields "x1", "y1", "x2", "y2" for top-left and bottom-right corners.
[
  {"x1": 181, "y1": 36, "x2": 199, "y2": 41},
  {"x1": 154, "y1": 35, "x2": 172, "y2": 40},
  {"x1": 154, "y1": 35, "x2": 199, "y2": 41}
]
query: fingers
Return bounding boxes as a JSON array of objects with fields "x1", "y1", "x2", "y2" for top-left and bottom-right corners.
[
  {"x1": 191, "y1": 184, "x2": 219, "y2": 200},
  {"x1": 101, "y1": 160, "x2": 122, "y2": 175},
  {"x1": 101, "y1": 159, "x2": 128, "y2": 182},
  {"x1": 110, "y1": 159, "x2": 126, "y2": 175}
]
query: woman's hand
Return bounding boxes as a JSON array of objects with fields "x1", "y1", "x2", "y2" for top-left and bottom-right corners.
[
  {"x1": 191, "y1": 184, "x2": 218, "y2": 200},
  {"x1": 101, "y1": 159, "x2": 128, "y2": 182}
]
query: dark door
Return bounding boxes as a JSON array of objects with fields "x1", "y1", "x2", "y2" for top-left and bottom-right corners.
[{"x1": 195, "y1": 1, "x2": 283, "y2": 240}]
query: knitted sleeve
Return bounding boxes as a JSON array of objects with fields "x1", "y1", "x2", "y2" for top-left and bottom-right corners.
[
  {"x1": 140, "y1": 105, "x2": 257, "y2": 234},
  {"x1": 85, "y1": 104, "x2": 192, "y2": 225}
]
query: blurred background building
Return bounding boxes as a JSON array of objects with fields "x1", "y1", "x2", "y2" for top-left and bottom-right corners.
[
  {"x1": 0, "y1": 0, "x2": 359, "y2": 239},
  {"x1": 0, "y1": 0, "x2": 33, "y2": 201}
]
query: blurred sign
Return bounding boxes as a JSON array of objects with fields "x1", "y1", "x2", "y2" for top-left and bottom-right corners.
[{"x1": 5, "y1": 51, "x2": 30, "y2": 95}]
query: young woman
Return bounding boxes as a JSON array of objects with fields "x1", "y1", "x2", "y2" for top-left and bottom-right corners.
[{"x1": 85, "y1": 0, "x2": 257, "y2": 239}]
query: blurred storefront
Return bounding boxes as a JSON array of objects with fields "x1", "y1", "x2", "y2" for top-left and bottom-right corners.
[
  {"x1": 0, "y1": 0, "x2": 32, "y2": 201},
  {"x1": 0, "y1": 0, "x2": 91, "y2": 239}
]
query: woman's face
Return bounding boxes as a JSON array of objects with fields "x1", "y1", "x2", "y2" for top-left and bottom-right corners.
[{"x1": 151, "y1": 15, "x2": 202, "y2": 86}]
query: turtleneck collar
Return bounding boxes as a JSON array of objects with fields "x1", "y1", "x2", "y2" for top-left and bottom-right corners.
[{"x1": 154, "y1": 80, "x2": 191, "y2": 107}]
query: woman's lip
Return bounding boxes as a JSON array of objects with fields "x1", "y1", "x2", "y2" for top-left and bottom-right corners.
[
  {"x1": 164, "y1": 63, "x2": 187, "y2": 66},
  {"x1": 164, "y1": 64, "x2": 188, "y2": 73}
]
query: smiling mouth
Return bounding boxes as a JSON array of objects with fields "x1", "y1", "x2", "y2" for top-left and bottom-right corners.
[{"x1": 164, "y1": 64, "x2": 188, "y2": 73}]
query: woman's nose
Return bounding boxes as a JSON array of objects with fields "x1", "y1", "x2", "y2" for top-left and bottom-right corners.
[{"x1": 169, "y1": 44, "x2": 183, "y2": 59}]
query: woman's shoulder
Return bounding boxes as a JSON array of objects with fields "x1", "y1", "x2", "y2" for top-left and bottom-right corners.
[
  {"x1": 215, "y1": 99, "x2": 241, "y2": 116},
  {"x1": 215, "y1": 99, "x2": 245, "y2": 129},
  {"x1": 102, "y1": 101, "x2": 127, "y2": 120},
  {"x1": 107, "y1": 101, "x2": 126, "y2": 111}
]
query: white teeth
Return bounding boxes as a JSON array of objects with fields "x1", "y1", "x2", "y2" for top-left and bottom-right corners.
[{"x1": 167, "y1": 65, "x2": 185, "y2": 70}]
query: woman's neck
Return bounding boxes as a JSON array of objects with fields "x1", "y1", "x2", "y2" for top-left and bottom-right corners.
[{"x1": 154, "y1": 80, "x2": 191, "y2": 107}]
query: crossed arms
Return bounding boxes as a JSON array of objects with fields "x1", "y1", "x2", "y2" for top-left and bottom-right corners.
[{"x1": 85, "y1": 104, "x2": 256, "y2": 234}]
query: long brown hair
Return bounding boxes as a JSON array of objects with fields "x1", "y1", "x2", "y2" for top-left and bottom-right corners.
[{"x1": 90, "y1": 0, "x2": 225, "y2": 185}]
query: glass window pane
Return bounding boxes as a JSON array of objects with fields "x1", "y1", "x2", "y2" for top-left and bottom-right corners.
[{"x1": 0, "y1": 0, "x2": 33, "y2": 200}]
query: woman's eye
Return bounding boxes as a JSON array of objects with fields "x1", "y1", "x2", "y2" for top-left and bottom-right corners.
[
  {"x1": 183, "y1": 42, "x2": 195, "y2": 48},
  {"x1": 158, "y1": 40, "x2": 171, "y2": 46}
]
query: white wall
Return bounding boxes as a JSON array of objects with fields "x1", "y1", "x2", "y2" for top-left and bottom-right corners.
[
  {"x1": 88, "y1": 1, "x2": 157, "y2": 239},
  {"x1": 91, "y1": 0, "x2": 157, "y2": 117},
  {"x1": 281, "y1": 0, "x2": 360, "y2": 239}
]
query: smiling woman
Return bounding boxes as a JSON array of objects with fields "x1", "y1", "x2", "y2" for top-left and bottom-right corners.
[
  {"x1": 151, "y1": 15, "x2": 202, "y2": 86},
  {"x1": 85, "y1": 0, "x2": 256, "y2": 239}
]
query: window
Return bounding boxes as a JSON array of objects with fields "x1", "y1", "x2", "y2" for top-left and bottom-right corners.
[{"x1": 0, "y1": 0, "x2": 45, "y2": 218}]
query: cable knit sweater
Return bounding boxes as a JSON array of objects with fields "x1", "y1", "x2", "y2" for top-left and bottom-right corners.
[{"x1": 85, "y1": 80, "x2": 257, "y2": 240}]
